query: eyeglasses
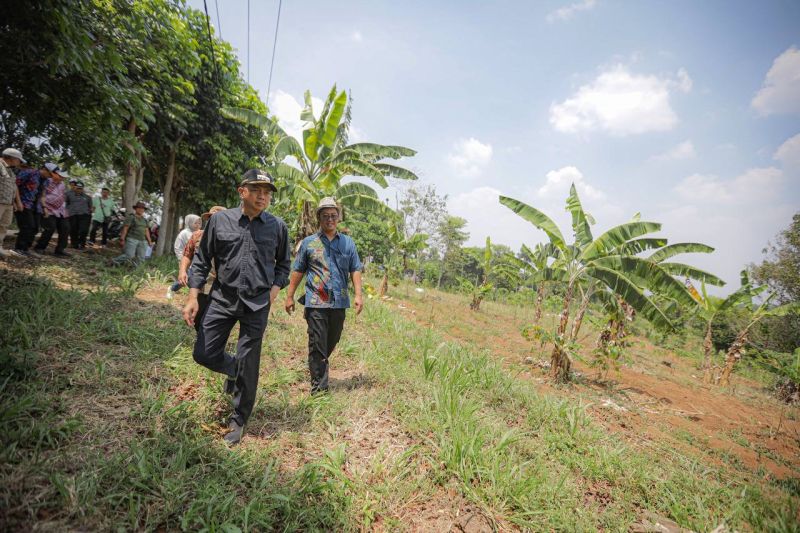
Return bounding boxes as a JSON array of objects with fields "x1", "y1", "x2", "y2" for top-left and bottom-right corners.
[{"x1": 320, "y1": 214, "x2": 339, "y2": 220}]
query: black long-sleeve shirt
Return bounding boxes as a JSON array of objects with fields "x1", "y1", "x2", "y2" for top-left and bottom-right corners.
[{"x1": 188, "y1": 207, "x2": 291, "y2": 312}]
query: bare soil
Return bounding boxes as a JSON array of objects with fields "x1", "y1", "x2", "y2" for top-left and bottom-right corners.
[{"x1": 389, "y1": 288, "x2": 800, "y2": 481}]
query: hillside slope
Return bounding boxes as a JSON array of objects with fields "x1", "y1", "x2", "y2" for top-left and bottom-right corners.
[{"x1": 1, "y1": 253, "x2": 798, "y2": 531}]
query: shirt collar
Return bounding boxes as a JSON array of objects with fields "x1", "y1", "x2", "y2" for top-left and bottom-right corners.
[
  {"x1": 236, "y1": 206, "x2": 268, "y2": 223},
  {"x1": 317, "y1": 230, "x2": 340, "y2": 242}
]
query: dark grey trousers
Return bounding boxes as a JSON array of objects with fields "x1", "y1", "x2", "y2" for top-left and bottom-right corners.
[
  {"x1": 35, "y1": 215, "x2": 69, "y2": 253},
  {"x1": 304, "y1": 307, "x2": 346, "y2": 393},
  {"x1": 193, "y1": 298, "x2": 269, "y2": 426}
]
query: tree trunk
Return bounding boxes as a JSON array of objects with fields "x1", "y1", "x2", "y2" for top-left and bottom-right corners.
[
  {"x1": 122, "y1": 119, "x2": 139, "y2": 212},
  {"x1": 155, "y1": 147, "x2": 177, "y2": 257},
  {"x1": 702, "y1": 321, "x2": 714, "y2": 384},
  {"x1": 597, "y1": 322, "x2": 612, "y2": 351},
  {"x1": 613, "y1": 299, "x2": 634, "y2": 343},
  {"x1": 168, "y1": 194, "x2": 181, "y2": 257},
  {"x1": 550, "y1": 282, "x2": 574, "y2": 382},
  {"x1": 570, "y1": 291, "x2": 591, "y2": 341},
  {"x1": 534, "y1": 282, "x2": 545, "y2": 325},
  {"x1": 719, "y1": 330, "x2": 748, "y2": 387},
  {"x1": 470, "y1": 294, "x2": 483, "y2": 311},
  {"x1": 379, "y1": 273, "x2": 389, "y2": 297},
  {"x1": 296, "y1": 200, "x2": 317, "y2": 252}
]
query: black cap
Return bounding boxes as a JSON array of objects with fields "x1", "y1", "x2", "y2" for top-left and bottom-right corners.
[
  {"x1": 75, "y1": 180, "x2": 84, "y2": 188},
  {"x1": 240, "y1": 169, "x2": 277, "y2": 192}
]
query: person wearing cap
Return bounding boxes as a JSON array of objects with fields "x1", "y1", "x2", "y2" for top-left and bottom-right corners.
[
  {"x1": 66, "y1": 180, "x2": 92, "y2": 250},
  {"x1": 183, "y1": 170, "x2": 290, "y2": 445},
  {"x1": 165, "y1": 213, "x2": 201, "y2": 299},
  {"x1": 0, "y1": 148, "x2": 25, "y2": 257},
  {"x1": 285, "y1": 197, "x2": 364, "y2": 394},
  {"x1": 90, "y1": 187, "x2": 116, "y2": 246},
  {"x1": 111, "y1": 201, "x2": 152, "y2": 266},
  {"x1": 13, "y1": 162, "x2": 54, "y2": 256},
  {"x1": 34, "y1": 167, "x2": 71, "y2": 257}
]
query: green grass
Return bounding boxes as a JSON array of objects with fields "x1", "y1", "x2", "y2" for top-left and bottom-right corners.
[{"x1": 1, "y1": 259, "x2": 798, "y2": 531}]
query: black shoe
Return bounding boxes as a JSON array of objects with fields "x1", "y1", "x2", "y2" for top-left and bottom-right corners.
[
  {"x1": 54, "y1": 250, "x2": 71, "y2": 258},
  {"x1": 15, "y1": 250, "x2": 30, "y2": 257},
  {"x1": 223, "y1": 420, "x2": 244, "y2": 445},
  {"x1": 310, "y1": 385, "x2": 330, "y2": 396}
]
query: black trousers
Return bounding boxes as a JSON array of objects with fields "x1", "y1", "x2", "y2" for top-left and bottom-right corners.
[
  {"x1": 193, "y1": 298, "x2": 269, "y2": 426},
  {"x1": 69, "y1": 214, "x2": 91, "y2": 248},
  {"x1": 14, "y1": 208, "x2": 37, "y2": 251},
  {"x1": 35, "y1": 215, "x2": 69, "y2": 253},
  {"x1": 89, "y1": 219, "x2": 109, "y2": 245},
  {"x1": 304, "y1": 308, "x2": 346, "y2": 393}
]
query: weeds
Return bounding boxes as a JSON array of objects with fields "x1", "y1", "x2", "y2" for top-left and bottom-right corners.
[{"x1": 1, "y1": 262, "x2": 798, "y2": 531}]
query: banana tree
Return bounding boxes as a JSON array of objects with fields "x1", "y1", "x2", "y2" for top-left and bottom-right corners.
[
  {"x1": 222, "y1": 85, "x2": 419, "y2": 244},
  {"x1": 500, "y1": 184, "x2": 698, "y2": 382},
  {"x1": 379, "y1": 220, "x2": 428, "y2": 297},
  {"x1": 693, "y1": 279, "x2": 751, "y2": 383},
  {"x1": 460, "y1": 237, "x2": 521, "y2": 311},
  {"x1": 518, "y1": 242, "x2": 562, "y2": 325},
  {"x1": 717, "y1": 271, "x2": 800, "y2": 387}
]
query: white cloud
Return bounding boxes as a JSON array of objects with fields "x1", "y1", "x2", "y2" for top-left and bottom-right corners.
[
  {"x1": 674, "y1": 68, "x2": 693, "y2": 93},
  {"x1": 350, "y1": 30, "x2": 363, "y2": 43},
  {"x1": 449, "y1": 186, "x2": 542, "y2": 249},
  {"x1": 656, "y1": 203, "x2": 795, "y2": 294},
  {"x1": 538, "y1": 165, "x2": 605, "y2": 200},
  {"x1": 651, "y1": 140, "x2": 696, "y2": 161},
  {"x1": 268, "y1": 90, "x2": 324, "y2": 141},
  {"x1": 774, "y1": 132, "x2": 800, "y2": 169},
  {"x1": 752, "y1": 47, "x2": 800, "y2": 116},
  {"x1": 348, "y1": 124, "x2": 366, "y2": 143},
  {"x1": 446, "y1": 138, "x2": 493, "y2": 178},
  {"x1": 550, "y1": 65, "x2": 691, "y2": 135},
  {"x1": 674, "y1": 167, "x2": 783, "y2": 204},
  {"x1": 547, "y1": 0, "x2": 597, "y2": 23}
]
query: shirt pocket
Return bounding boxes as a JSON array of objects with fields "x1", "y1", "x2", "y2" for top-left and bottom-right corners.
[{"x1": 216, "y1": 231, "x2": 241, "y2": 254}]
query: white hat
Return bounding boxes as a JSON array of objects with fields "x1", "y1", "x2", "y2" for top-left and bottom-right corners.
[
  {"x1": 2, "y1": 148, "x2": 26, "y2": 164},
  {"x1": 316, "y1": 197, "x2": 341, "y2": 216}
]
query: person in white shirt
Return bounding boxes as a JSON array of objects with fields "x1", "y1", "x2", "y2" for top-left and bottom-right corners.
[{"x1": 166, "y1": 214, "x2": 200, "y2": 299}]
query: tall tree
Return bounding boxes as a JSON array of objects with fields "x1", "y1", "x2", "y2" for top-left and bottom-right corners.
[
  {"x1": 749, "y1": 213, "x2": 800, "y2": 304},
  {"x1": 717, "y1": 272, "x2": 800, "y2": 387},
  {"x1": 223, "y1": 86, "x2": 419, "y2": 244},
  {"x1": 435, "y1": 216, "x2": 469, "y2": 289},
  {"x1": 0, "y1": 0, "x2": 159, "y2": 166}
]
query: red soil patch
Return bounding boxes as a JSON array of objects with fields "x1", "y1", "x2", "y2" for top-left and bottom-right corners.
[{"x1": 392, "y1": 290, "x2": 800, "y2": 480}]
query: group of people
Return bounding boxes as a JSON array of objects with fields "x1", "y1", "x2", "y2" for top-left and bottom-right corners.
[
  {"x1": 179, "y1": 169, "x2": 363, "y2": 445},
  {"x1": 0, "y1": 147, "x2": 120, "y2": 258},
  {"x1": 3, "y1": 150, "x2": 363, "y2": 446}
]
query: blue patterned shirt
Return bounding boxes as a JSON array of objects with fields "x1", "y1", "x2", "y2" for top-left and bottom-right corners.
[
  {"x1": 292, "y1": 231, "x2": 363, "y2": 309},
  {"x1": 15, "y1": 169, "x2": 42, "y2": 210}
]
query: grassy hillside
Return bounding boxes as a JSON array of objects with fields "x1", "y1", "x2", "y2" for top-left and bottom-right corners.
[{"x1": 1, "y1": 254, "x2": 798, "y2": 531}]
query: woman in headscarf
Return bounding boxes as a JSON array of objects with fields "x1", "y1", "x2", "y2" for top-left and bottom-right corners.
[{"x1": 166, "y1": 213, "x2": 200, "y2": 299}]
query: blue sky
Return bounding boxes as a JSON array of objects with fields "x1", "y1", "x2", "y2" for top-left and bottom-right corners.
[{"x1": 189, "y1": 0, "x2": 799, "y2": 292}]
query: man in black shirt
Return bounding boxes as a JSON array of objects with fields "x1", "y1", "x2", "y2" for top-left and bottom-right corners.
[{"x1": 183, "y1": 169, "x2": 291, "y2": 445}]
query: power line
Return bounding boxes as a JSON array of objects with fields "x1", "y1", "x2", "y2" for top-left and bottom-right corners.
[
  {"x1": 202, "y1": 0, "x2": 221, "y2": 84},
  {"x1": 266, "y1": 0, "x2": 283, "y2": 98},
  {"x1": 246, "y1": 0, "x2": 250, "y2": 83},
  {"x1": 214, "y1": 0, "x2": 222, "y2": 39}
]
